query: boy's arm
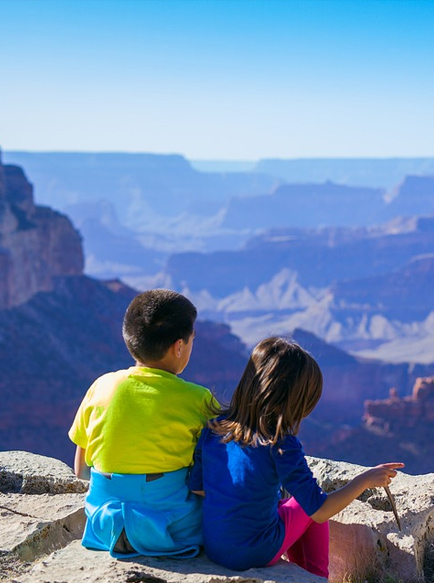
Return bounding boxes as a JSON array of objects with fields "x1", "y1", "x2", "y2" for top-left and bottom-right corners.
[{"x1": 74, "y1": 445, "x2": 91, "y2": 480}]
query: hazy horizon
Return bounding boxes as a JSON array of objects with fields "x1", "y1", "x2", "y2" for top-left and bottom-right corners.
[{"x1": 4, "y1": 149, "x2": 434, "y2": 162}]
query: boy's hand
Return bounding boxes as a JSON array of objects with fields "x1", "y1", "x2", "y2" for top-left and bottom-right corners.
[
  {"x1": 191, "y1": 490, "x2": 205, "y2": 497},
  {"x1": 358, "y1": 463, "x2": 404, "y2": 489}
]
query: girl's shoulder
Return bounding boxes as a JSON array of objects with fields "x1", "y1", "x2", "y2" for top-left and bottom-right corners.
[
  {"x1": 274, "y1": 433, "x2": 304, "y2": 452},
  {"x1": 271, "y1": 434, "x2": 309, "y2": 469}
]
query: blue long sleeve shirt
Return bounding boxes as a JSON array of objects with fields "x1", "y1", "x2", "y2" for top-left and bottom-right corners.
[{"x1": 188, "y1": 424, "x2": 327, "y2": 571}]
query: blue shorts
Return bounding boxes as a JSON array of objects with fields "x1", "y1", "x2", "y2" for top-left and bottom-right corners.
[{"x1": 83, "y1": 467, "x2": 203, "y2": 558}]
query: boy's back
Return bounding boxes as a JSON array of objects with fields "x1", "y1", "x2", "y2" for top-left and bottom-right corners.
[{"x1": 69, "y1": 366, "x2": 213, "y2": 474}]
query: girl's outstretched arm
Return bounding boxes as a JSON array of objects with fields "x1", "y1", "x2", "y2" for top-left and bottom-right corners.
[{"x1": 310, "y1": 462, "x2": 404, "y2": 523}]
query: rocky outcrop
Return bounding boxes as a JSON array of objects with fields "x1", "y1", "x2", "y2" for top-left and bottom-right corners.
[
  {"x1": 309, "y1": 457, "x2": 434, "y2": 583},
  {"x1": 309, "y1": 376, "x2": 434, "y2": 475},
  {"x1": 1, "y1": 451, "x2": 433, "y2": 583},
  {"x1": 293, "y1": 330, "x2": 410, "y2": 424},
  {"x1": 0, "y1": 452, "x2": 87, "y2": 582},
  {"x1": 365, "y1": 377, "x2": 434, "y2": 432},
  {"x1": 0, "y1": 153, "x2": 83, "y2": 309}
]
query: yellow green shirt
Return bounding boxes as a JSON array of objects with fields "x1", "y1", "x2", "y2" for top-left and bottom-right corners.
[{"x1": 68, "y1": 367, "x2": 215, "y2": 474}]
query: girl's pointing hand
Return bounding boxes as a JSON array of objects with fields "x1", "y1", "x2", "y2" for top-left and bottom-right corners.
[{"x1": 360, "y1": 463, "x2": 405, "y2": 488}]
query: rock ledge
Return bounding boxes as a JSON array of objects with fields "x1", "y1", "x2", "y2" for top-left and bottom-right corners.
[{"x1": 1, "y1": 451, "x2": 434, "y2": 583}]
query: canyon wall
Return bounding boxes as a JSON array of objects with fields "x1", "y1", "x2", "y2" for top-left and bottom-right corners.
[{"x1": 0, "y1": 154, "x2": 83, "y2": 309}]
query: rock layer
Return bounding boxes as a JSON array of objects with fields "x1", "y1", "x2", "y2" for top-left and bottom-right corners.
[{"x1": 314, "y1": 376, "x2": 434, "y2": 475}]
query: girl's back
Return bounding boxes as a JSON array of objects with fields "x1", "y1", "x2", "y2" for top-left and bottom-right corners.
[{"x1": 188, "y1": 422, "x2": 326, "y2": 570}]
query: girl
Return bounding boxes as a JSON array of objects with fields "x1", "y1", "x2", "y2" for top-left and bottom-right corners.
[{"x1": 188, "y1": 337, "x2": 403, "y2": 579}]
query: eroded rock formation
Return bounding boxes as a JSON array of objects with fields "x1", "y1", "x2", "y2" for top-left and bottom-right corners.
[
  {"x1": 0, "y1": 152, "x2": 83, "y2": 309},
  {"x1": 364, "y1": 377, "x2": 434, "y2": 432},
  {"x1": 311, "y1": 376, "x2": 434, "y2": 475}
]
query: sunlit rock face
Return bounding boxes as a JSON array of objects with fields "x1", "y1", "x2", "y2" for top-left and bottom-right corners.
[{"x1": 0, "y1": 156, "x2": 83, "y2": 310}]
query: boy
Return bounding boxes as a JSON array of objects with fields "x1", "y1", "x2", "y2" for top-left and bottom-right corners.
[{"x1": 68, "y1": 289, "x2": 215, "y2": 558}]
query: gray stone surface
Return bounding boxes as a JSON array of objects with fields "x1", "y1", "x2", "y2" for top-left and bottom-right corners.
[
  {"x1": 0, "y1": 452, "x2": 324, "y2": 583},
  {"x1": 0, "y1": 492, "x2": 85, "y2": 559},
  {"x1": 2, "y1": 451, "x2": 434, "y2": 583},
  {"x1": 21, "y1": 540, "x2": 326, "y2": 583},
  {"x1": 0, "y1": 451, "x2": 88, "y2": 495}
]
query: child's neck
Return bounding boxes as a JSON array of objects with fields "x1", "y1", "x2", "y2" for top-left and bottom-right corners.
[{"x1": 135, "y1": 359, "x2": 179, "y2": 376}]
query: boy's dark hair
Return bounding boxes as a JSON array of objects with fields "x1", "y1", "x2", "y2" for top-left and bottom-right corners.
[
  {"x1": 122, "y1": 289, "x2": 197, "y2": 363},
  {"x1": 209, "y1": 337, "x2": 322, "y2": 446}
]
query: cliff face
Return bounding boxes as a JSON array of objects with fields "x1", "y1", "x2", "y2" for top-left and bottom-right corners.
[{"x1": 0, "y1": 156, "x2": 83, "y2": 309}]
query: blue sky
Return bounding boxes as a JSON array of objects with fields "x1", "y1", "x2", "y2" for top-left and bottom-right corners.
[{"x1": 1, "y1": 0, "x2": 433, "y2": 159}]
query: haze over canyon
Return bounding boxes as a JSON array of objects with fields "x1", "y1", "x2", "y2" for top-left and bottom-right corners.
[{"x1": 1, "y1": 150, "x2": 434, "y2": 473}]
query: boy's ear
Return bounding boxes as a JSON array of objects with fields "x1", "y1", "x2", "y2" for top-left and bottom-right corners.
[{"x1": 174, "y1": 338, "x2": 183, "y2": 358}]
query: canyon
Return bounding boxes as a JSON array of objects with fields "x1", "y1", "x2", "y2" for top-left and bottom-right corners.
[{"x1": 1, "y1": 154, "x2": 433, "y2": 476}]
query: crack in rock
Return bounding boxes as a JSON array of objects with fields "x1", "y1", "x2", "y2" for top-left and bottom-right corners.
[
  {"x1": 126, "y1": 572, "x2": 168, "y2": 583},
  {"x1": 0, "y1": 504, "x2": 36, "y2": 519}
]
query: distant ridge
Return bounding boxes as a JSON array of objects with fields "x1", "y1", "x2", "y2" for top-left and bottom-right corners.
[
  {"x1": 190, "y1": 160, "x2": 256, "y2": 172},
  {"x1": 2, "y1": 151, "x2": 277, "y2": 219},
  {"x1": 255, "y1": 157, "x2": 434, "y2": 189}
]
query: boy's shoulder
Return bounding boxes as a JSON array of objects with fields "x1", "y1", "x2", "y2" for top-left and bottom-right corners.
[
  {"x1": 95, "y1": 368, "x2": 131, "y2": 384},
  {"x1": 173, "y1": 375, "x2": 212, "y2": 398},
  {"x1": 86, "y1": 368, "x2": 131, "y2": 396},
  {"x1": 90, "y1": 367, "x2": 213, "y2": 406}
]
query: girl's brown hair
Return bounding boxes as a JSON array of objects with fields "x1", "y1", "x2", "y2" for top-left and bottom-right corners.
[{"x1": 210, "y1": 337, "x2": 323, "y2": 446}]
